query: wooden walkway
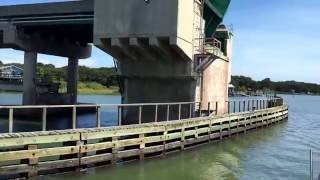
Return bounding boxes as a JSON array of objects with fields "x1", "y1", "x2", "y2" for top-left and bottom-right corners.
[{"x1": 0, "y1": 105, "x2": 288, "y2": 179}]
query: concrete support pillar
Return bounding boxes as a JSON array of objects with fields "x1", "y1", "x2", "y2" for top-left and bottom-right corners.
[
  {"x1": 67, "y1": 58, "x2": 79, "y2": 104},
  {"x1": 23, "y1": 52, "x2": 37, "y2": 105}
]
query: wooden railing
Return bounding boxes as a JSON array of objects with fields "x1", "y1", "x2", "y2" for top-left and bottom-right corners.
[{"x1": 0, "y1": 105, "x2": 288, "y2": 179}]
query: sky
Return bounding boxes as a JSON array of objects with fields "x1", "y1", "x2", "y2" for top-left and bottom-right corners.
[{"x1": 0, "y1": 0, "x2": 319, "y2": 83}]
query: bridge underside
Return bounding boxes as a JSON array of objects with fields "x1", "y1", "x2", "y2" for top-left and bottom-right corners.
[
  {"x1": 0, "y1": 0, "x2": 94, "y2": 105},
  {"x1": 0, "y1": 0, "x2": 232, "y2": 124}
]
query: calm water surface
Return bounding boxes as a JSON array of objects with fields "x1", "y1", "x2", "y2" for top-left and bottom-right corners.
[{"x1": 0, "y1": 93, "x2": 318, "y2": 179}]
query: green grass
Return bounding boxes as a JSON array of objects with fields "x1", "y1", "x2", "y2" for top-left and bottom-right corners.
[{"x1": 77, "y1": 82, "x2": 119, "y2": 95}]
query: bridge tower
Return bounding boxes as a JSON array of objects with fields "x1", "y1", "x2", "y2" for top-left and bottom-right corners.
[{"x1": 94, "y1": 0, "x2": 232, "y2": 123}]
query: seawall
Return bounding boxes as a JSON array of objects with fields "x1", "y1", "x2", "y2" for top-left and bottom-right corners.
[{"x1": 0, "y1": 105, "x2": 288, "y2": 179}]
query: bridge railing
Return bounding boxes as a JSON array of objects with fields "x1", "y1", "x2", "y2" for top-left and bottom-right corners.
[
  {"x1": 194, "y1": 37, "x2": 222, "y2": 55},
  {"x1": 0, "y1": 96, "x2": 283, "y2": 133}
]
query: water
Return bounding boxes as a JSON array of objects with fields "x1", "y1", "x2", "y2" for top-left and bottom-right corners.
[
  {"x1": 0, "y1": 92, "x2": 121, "y2": 132},
  {"x1": 0, "y1": 93, "x2": 318, "y2": 179}
]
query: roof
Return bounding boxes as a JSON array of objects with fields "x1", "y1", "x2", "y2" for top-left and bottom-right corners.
[
  {"x1": 0, "y1": 65, "x2": 24, "y2": 72},
  {"x1": 228, "y1": 84, "x2": 235, "y2": 88}
]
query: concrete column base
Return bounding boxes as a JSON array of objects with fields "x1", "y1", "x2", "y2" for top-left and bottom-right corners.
[
  {"x1": 121, "y1": 77, "x2": 196, "y2": 125},
  {"x1": 22, "y1": 52, "x2": 37, "y2": 105},
  {"x1": 67, "y1": 58, "x2": 79, "y2": 104}
]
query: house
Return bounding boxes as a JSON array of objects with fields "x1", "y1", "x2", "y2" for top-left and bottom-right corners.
[
  {"x1": 0, "y1": 65, "x2": 24, "y2": 78},
  {"x1": 228, "y1": 84, "x2": 235, "y2": 96}
]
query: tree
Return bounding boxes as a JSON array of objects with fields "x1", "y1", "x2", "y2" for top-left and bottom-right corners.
[{"x1": 0, "y1": 60, "x2": 3, "y2": 65}]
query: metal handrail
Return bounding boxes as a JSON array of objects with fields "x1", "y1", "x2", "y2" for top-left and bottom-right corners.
[
  {"x1": 0, "y1": 97, "x2": 284, "y2": 133},
  {"x1": 194, "y1": 37, "x2": 222, "y2": 55}
]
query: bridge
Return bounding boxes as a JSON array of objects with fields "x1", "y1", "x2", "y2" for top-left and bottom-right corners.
[{"x1": 0, "y1": 0, "x2": 232, "y2": 124}]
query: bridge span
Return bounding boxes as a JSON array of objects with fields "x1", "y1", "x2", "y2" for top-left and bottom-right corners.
[{"x1": 0, "y1": 0, "x2": 232, "y2": 124}]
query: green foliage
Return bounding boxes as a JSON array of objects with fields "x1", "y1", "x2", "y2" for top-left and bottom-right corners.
[
  {"x1": 78, "y1": 82, "x2": 106, "y2": 90},
  {"x1": 34, "y1": 63, "x2": 118, "y2": 87},
  {"x1": 232, "y1": 75, "x2": 320, "y2": 94},
  {"x1": 1, "y1": 61, "x2": 119, "y2": 92}
]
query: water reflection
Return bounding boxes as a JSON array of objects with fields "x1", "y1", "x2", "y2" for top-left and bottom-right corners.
[{"x1": 47, "y1": 118, "x2": 287, "y2": 180}]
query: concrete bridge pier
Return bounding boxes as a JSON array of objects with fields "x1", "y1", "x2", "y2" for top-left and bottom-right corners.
[
  {"x1": 67, "y1": 58, "x2": 79, "y2": 104},
  {"x1": 93, "y1": 0, "x2": 200, "y2": 124},
  {"x1": 22, "y1": 51, "x2": 37, "y2": 105}
]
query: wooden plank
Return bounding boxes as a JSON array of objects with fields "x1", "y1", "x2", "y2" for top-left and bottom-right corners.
[
  {"x1": 166, "y1": 122, "x2": 184, "y2": 131},
  {"x1": 0, "y1": 146, "x2": 79, "y2": 161},
  {"x1": 38, "y1": 158, "x2": 79, "y2": 171},
  {"x1": 116, "y1": 149, "x2": 140, "y2": 159},
  {"x1": 209, "y1": 133, "x2": 220, "y2": 139},
  {"x1": 165, "y1": 142, "x2": 181, "y2": 150},
  {"x1": 81, "y1": 142, "x2": 113, "y2": 153},
  {"x1": 0, "y1": 164, "x2": 29, "y2": 175},
  {"x1": 82, "y1": 126, "x2": 165, "y2": 140},
  {"x1": 0, "y1": 133, "x2": 80, "y2": 147},
  {"x1": 185, "y1": 135, "x2": 209, "y2": 145},
  {"x1": 144, "y1": 135, "x2": 164, "y2": 144},
  {"x1": 80, "y1": 153, "x2": 113, "y2": 165},
  {"x1": 211, "y1": 126, "x2": 220, "y2": 132},
  {"x1": 166, "y1": 132, "x2": 182, "y2": 140},
  {"x1": 0, "y1": 158, "x2": 80, "y2": 176},
  {"x1": 184, "y1": 130, "x2": 196, "y2": 137},
  {"x1": 115, "y1": 138, "x2": 142, "y2": 148},
  {"x1": 197, "y1": 127, "x2": 209, "y2": 134},
  {"x1": 143, "y1": 145, "x2": 164, "y2": 154}
]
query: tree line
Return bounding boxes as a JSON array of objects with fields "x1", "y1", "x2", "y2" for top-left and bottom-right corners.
[
  {"x1": 231, "y1": 75, "x2": 320, "y2": 94},
  {"x1": 0, "y1": 61, "x2": 119, "y2": 87}
]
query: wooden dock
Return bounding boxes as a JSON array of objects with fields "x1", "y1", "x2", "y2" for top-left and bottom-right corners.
[{"x1": 0, "y1": 105, "x2": 288, "y2": 179}]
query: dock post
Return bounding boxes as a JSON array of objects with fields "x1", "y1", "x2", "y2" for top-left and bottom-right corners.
[
  {"x1": 118, "y1": 106, "x2": 122, "y2": 126},
  {"x1": 181, "y1": 122, "x2": 186, "y2": 150},
  {"x1": 26, "y1": 145, "x2": 38, "y2": 178},
  {"x1": 96, "y1": 106, "x2": 101, "y2": 128},
  {"x1": 42, "y1": 107, "x2": 47, "y2": 131},
  {"x1": 215, "y1": 102, "x2": 218, "y2": 115},
  {"x1": 72, "y1": 106, "x2": 77, "y2": 129},
  {"x1": 243, "y1": 101, "x2": 246, "y2": 112},
  {"x1": 166, "y1": 104, "x2": 170, "y2": 121},
  {"x1": 9, "y1": 108, "x2": 13, "y2": 133},
  {"x1": 112, "y1": 137, "x2": 119, "y2": 164},
  {"x1": 199, "y1": 102, "x2": 202, "y2": 117},
  {"x1": 208, "y1": 102, "x2": 211, "y2": 116},
  {"x1": 139, "y1": 134, "x2": 145, "y2": 160},
  {"x1": 227, "y1": 101, "x2": 230, "y2": 114},
  {"x1": 155, "y1": 104, "x2": 158, "y2": 122},
  {"x1": 252, "y1": 100, "x2": 254, "y2": 111},
  {"x1": 178, "y1": 104, "x2": 182, "y2": 120},
  {"x1": 139, "y1": 106, "x2": 142, "y2": 124},
  {"x1": 189, "y1": 103, "x2": 192, "y2": 118}
]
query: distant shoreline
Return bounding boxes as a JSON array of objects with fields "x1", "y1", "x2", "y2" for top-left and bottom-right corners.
[{"x1": 78, "y1": 87, "x2": 120, "y2": 95}]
